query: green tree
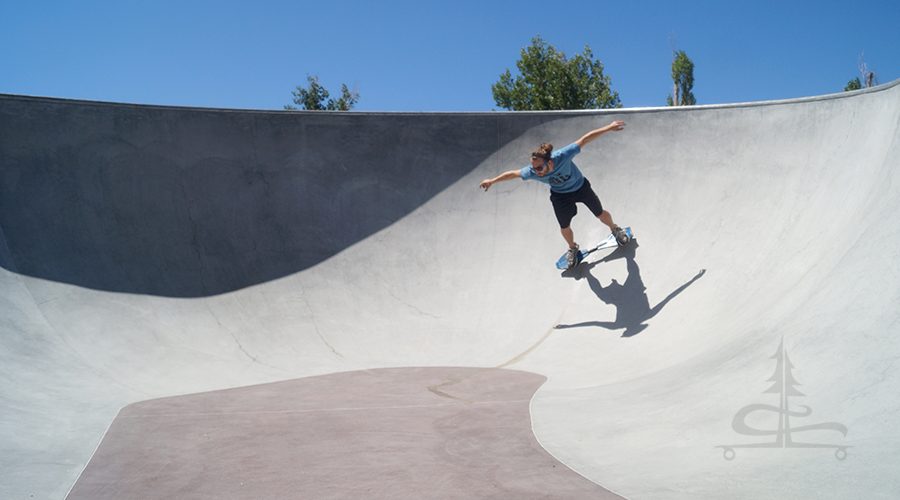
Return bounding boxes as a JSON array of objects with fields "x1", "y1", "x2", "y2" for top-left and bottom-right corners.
[
  {"x1": 844, "y1": 77, "x2": 862, "y2": 92},
  {"x1": 492, "y1": 35, "x2": 621, "y2": 110},
  {"x1": 667, "y1": 50, "x2": 696, "y2": 106},
  {"x1": 286, "y1": 74, "x2": 359, "y2": 110}
]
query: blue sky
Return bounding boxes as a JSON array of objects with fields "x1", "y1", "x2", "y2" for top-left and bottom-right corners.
[{"x1": 2, "y1": 1, "x2": 898, "y2": 111}]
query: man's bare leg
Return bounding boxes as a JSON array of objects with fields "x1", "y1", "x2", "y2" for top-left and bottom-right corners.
[
  {"x1": 597, "y1": 210, "x2": 617, "y2": 232},
  {"x1": 599, "y1": 210, "x2": 630, "y2": 244},
  {"x1": 561, "y1": 226, "x2": 577, "y2": 248}
]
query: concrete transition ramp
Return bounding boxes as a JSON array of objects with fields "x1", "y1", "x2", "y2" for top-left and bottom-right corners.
[{"x1": 2, "y1": 79, "x2": 899, "y2": 499}]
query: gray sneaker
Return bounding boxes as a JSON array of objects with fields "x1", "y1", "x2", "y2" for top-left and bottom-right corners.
[
  {"x1": 613, "y1": 226, "x2": 630, "y2": 246},
  {"x1": 566, "y1": 244, "x2": 580, "y2": 267}
]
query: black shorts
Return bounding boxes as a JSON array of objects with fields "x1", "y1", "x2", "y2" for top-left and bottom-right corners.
[{"x1": 549, "y1": 178, "x2": 604, "y2": 229}]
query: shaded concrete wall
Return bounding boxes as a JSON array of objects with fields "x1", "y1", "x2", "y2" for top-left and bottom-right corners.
[{"x1": 1, "y1": 97, "x2": 565, "y2": 296}]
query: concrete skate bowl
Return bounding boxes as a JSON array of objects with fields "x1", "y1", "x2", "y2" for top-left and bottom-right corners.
[{"x1": 1, "y1": 79, "x2": 899, "y2": 499}]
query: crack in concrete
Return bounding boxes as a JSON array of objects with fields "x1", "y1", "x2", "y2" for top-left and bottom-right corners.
[
  {"x1": 378, "y1": 277, "x2": 441, "y2": 319},
  {"x1": 297, "y1": 283, "x2": 343, "y2": 358},
  {"x1": 201, "y1": 300, "x2": 286, "y2": 371}
]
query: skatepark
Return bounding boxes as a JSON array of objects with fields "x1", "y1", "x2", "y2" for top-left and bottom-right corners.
[{"x1": 1, "y1": 78, "x2": 899, "y2": 498}]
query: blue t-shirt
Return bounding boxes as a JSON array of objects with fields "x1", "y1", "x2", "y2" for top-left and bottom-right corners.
[{"x1": 519, "y1": 143, "x2": 585, "y2": 193}]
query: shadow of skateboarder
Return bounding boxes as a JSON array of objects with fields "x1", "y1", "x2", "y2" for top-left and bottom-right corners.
[{"x1": 557, "y1": 241, "x2": 705, "y2": 337}]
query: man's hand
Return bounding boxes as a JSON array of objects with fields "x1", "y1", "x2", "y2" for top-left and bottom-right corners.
[
  {"x1": 479, "y1": 179, "x2": 494, "y2": 191},
  {"x1": 607, "y1": 120, "x2": 626, "y2": 132}
]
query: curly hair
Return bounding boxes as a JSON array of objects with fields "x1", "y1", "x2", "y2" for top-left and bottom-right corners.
[{"x1": 531, "y1": 143, "x2": 553, "y2": 161}]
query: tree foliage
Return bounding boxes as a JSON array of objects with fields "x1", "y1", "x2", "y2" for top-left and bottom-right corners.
[
  {"x1": 492, "y1": 35, "x2": 621, "y2": 110},
  {"x1": 286, "y1": 74, "x2": 359, "y2": 111},
  {"x1": 844, "y1": 77, "x2": 862, "y2": 92},
  {"x1": 667, "y1": 50, "x2": 696, "y2": 106}
]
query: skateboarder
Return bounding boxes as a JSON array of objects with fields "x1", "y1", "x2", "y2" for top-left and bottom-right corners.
[{"x1": 479, "y1": 120, "x2": 629, "y2": 267}]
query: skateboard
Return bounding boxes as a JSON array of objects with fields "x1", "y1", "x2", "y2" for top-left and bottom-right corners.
[{"x1": 555, "y1": 227, "x2": 633, "y2": 270}]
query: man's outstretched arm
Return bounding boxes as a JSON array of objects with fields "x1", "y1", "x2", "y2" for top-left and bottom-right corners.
[
  {"x1": 479, "y1": 170, "x2": 522, "y2": 192},
  {"x1": 574, "y1": 121, "x2": 626, "y2": 149}
]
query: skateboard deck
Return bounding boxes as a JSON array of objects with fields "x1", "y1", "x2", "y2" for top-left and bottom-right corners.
[{"x1": 555, "y1": 227, "x2": 633, "y2": 270}]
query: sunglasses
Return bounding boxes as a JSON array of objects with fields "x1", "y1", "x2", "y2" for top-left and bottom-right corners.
[{"x1": 532, "y1": 159, "x2": 550, "y2": 173}]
